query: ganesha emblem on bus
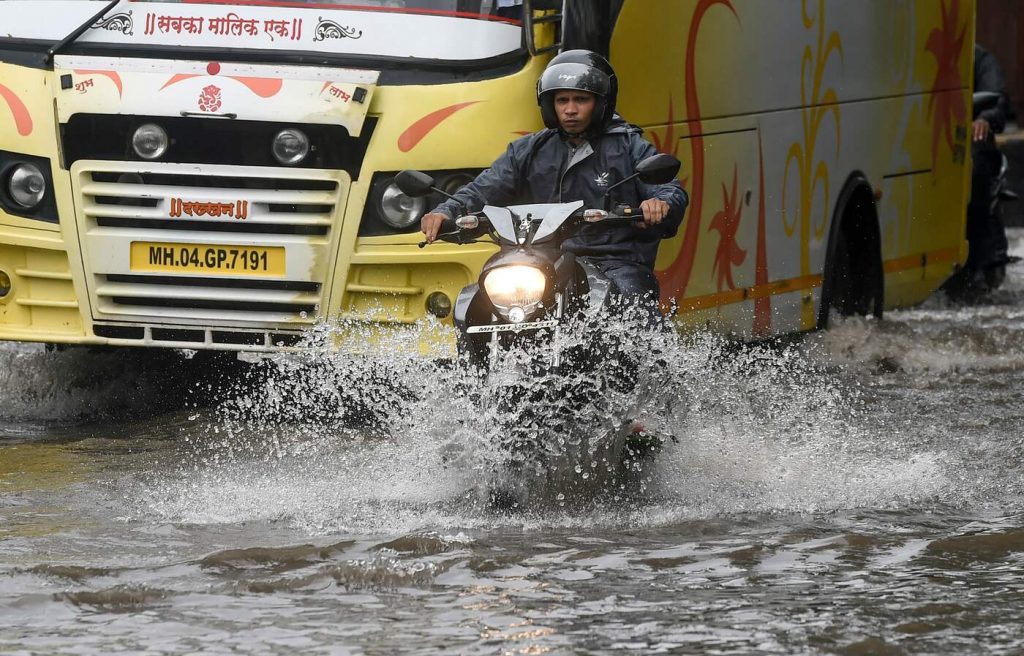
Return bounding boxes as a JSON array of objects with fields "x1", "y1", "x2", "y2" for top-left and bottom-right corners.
[{"x1": 198, "y1": 84, "x2": 222, "y2": 113}]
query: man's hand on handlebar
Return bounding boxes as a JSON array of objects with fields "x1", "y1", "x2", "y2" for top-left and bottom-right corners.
[
  {"x1": 421, "y1": 212, "x2": 448, "y2": 244},
  {"x1": 973, "y1": 118, "x2": 992, "y2": 142},
  {"x1": 639, "y1": 199, "x2": 670, "y2": 228}
]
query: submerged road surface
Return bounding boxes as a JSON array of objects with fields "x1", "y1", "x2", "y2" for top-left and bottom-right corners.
[{"x1": 2, "y1": 233, "x2": 1024, "y2": 655}]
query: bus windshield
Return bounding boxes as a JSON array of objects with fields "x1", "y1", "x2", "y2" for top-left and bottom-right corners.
[
  {"x1": 130, "y1": 0, "x2": 520, "y2": 23},
  {"x1": 0, "y1": 0, "x2": 525, "y2": 62}
]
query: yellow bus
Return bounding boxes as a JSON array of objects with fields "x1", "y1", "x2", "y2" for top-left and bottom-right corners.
[{"x1": 0, "y1": 0, "x2": 973, "y2": 351}]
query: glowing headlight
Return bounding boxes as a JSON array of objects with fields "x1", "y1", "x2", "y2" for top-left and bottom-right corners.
[
  {"x1": 7, "y1": 163, "x2": 46, "y2": 209},
  {"x1": 272, "y1": 128, "x2": 310, "y2": 165},
  {"x1": 483, "y1": 265, "x2": 547, "y2": 313},
  {"x1": 131, "y1": 123, "x2": 169, "y2": 160},
  {"x1": 379, "y1": 182, "x2": 427, "y2": 230}
]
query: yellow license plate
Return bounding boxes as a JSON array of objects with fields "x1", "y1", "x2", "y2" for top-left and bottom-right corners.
[{"x1": 130, "y1": 242, "x2": 286, "y2": 276}]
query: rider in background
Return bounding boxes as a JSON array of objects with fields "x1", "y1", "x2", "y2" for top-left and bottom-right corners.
[
  {"x1": 420, "y1": 50, "x2": 688, "y2": 316},
  {"x1": 967, "y1": 44, "x2": 1012, "y2": 292}
]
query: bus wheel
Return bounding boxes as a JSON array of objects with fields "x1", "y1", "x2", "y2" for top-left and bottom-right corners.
[{"x1": 818, "y1": 180, "x2": 884, "y2": 330}]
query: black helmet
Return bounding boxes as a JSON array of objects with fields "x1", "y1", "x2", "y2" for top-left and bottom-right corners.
[{"x1": 536, "y1": 49, "x2": 618, "y2": 133}]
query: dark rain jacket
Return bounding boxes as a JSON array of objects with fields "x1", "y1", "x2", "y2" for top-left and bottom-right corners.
[
  {"x1": 430, "y1": 117, "x2": 688, "y2": 270},
  {"x1": 975, "y1": 45, "x2": 1010, "y2": 135}
]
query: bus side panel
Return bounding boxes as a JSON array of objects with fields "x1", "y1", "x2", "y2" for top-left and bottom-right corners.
[{"x1": 611, "y1": 0, "x2": 973, "y2": 335}]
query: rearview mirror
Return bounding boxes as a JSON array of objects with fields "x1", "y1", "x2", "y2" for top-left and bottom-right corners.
[
  {"x1": 395, "y1": 170, "x2": 435, "y2": 198},
  {"x1": 635, "y1": 154, "x2": 681, "y2": 185}
]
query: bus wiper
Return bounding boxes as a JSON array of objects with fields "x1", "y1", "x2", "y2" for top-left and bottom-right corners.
[{"x1": 46, "y1": 0, "x2": 122, "y2": 67}]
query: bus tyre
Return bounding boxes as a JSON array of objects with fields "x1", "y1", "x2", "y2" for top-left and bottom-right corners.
[{"x1": 818, "y1": 179, "x2": 884, "y2": 330}]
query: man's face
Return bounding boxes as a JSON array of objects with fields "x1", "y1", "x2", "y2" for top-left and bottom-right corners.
[{"x1": 553, "y1": 90, "x2": 596, "y2": 135}]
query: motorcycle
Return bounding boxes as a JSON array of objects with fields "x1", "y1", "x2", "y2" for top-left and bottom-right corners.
[
  {"x1": 945, "y1": 91, "x2": 1019, "y2": 299},
  {"x1": 396, "y1": 153, "x2": 681, "y2": 506}
]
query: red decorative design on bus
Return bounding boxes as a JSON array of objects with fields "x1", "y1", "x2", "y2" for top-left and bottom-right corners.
[
  {"x1": 753, "y1": 133, "x2": 771, "y2": 336},
  {"x1": 161, "y1": 73, "x2": 201, "y2": 91},
  {"x1": 708, "y1": 166, "x2": 747, "y2": 292},
  {"x1": 73, "y1": 70, "x2": 124, "y2": 98},
  {"x1": 207, "y1": 61, "x2": 222, "y2": 75},
  {"x1": 0, "y1": 84, "x2": 32, "y2": 136},
  {"x1": 925, "y1": 0, "x2": 968, "y2": 166},
  {"x1": 162, "y1": 73, "x2": 281, "y2": 98},
  {"x1": 229, "y1": 77, "x2": 283, "y2": 98},
  {"x1": 657, "y1": 0, "x2": 739, "y2": 304},
  {"x1": 198, "y1": 85, "x2": 223, "y2": 112},
  {"x1": 650, "y1": 96, "x2": 679, "y2": 159},
  {"x1": 398, "y1": 101, "x2": 479, "y2": 153}
]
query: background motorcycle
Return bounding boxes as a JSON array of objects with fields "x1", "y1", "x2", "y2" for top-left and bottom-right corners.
[
  {"x1": 945, "y1": 91, "x2": 1019, "y2": 299},
  {"x1": 397, "y1": 154, "x2": 681, "y2": 506}
]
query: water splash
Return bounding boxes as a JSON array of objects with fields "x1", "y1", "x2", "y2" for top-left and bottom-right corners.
[
  {"x1": 0, "y1": 344, "x2": 216, "y2": 425},
  {"x1": 133, "y1": 306, "x2": 977, "y2": 533}
]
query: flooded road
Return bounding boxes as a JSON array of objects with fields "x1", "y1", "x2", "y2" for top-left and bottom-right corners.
[{"x1": 3, "y1": 233, "x2": 1024, "y2": 655}]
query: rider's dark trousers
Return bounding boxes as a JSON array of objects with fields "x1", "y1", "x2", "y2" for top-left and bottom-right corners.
[
  {"x1": 585, "y1": 257, "x2": 664, "y2": 326},
  {"x1": 968, "y1": 142, "x2": 1009, "y2": 271}
]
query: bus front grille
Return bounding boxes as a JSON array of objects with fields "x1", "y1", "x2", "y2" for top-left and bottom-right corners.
[{"x1": 72, "y1": 161, "x2": 347, "y2": 329}]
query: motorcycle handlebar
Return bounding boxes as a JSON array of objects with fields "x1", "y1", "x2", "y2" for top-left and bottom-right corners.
[{"x1": 418, "y1": 213, "x2": 487, "y2": 248}]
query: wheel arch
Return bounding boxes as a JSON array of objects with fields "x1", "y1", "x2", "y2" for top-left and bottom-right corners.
[{"x1": 817, "y1": 171, "x2": 884, "y2": 330}]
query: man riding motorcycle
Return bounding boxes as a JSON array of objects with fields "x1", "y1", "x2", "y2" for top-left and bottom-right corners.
[
  {"x1": 420, "y1": 49, "x2": 689, "y2": 320},
  {"x1": 965, "y1": 44, "x2": 1012, "y2": 294}
]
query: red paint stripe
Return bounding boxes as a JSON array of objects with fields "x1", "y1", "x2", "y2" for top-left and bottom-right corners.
[
  {"x1": 179, "y1": 0, "x2": 522, "y2": 24},
  {"x1": 160, "y1": 73, "x2": 200, "y2": 91},
  {"x1": 398, "y1": 101, "x2": 478, "y2": 153},
  {"x1": 752, "y1": 131, "x2": 771, "y2": 336},
  {"x1": 228, "y1": 76, "x2": 283, "y2": 98},
  {"x1": 0, "y1": 83, "x2": 32, "y2": 136},
  {"x1": 161, "y1": 73, "x2": 281, "y2": 98},
  {"x1": 658, "y1": 0, "x2": 738, "y2": 301},
  {"x1": 74, "y1": 70, "x2": 124, "y2": 98}
]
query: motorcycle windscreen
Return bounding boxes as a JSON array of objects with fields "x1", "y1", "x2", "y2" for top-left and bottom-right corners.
[{"x1": 482, "y1": 202, "x2": 583, "y2": 244}]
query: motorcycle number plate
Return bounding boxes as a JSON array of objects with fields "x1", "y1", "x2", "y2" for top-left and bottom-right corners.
[{"x1": 466, "y1": 320, "x2": 558, "y2": 334}]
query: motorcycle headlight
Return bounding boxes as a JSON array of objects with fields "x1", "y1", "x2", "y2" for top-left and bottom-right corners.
[
  {"x1": 482, "y1": 265, "x2": 547, "y2": 320},
  {"x1": 7, "y1": 163, "x2": 46, "y2": 209}
]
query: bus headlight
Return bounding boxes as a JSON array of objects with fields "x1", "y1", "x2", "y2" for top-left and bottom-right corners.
[
  {"x1": 426, "y1": 291, "x2": 452, "y2": 319},
  {"x1": 7, "y1": 163, "x2": 46, "y2": 209},
  {"x1": 132, "y1": 123, "x2": 169, "y2": 160},
  {"x1": 379, "y1": 181, "x2": 427, "y2": 230},
  {"x1": 482, "y1": 265, "x2": 547, "y2": 320},
  {"x1": 272, "y1": 128, "x2": 310, "y2": 166}
]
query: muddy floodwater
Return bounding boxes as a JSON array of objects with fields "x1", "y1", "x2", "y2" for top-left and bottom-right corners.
[{"x1": 2, "y1": 234, "x2": 1024, "y2": 655}]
